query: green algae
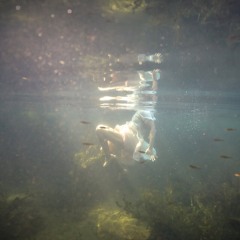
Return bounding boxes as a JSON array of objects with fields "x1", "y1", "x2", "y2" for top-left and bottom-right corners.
[
  {"x1": 118, "y1": 183, "x2": 240, "y2": 240},
  {"x1": 74, "y1": 146, "x2": 103, "y2": 169}
]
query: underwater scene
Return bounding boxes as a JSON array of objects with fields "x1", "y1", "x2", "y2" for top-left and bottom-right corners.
[{"x1": 0, "y1": 1, "x2": 240, "y2": 240}]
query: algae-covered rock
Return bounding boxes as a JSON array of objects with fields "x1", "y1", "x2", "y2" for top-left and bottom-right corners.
[
  {"x1": 89, "y1": 204, "x2": 150, "y2": 240},
  {"x1": 0, "y1": 192, "x2": 44, "y2": 240},
  {"x1": 118, "y1": 187, "x2": 229, "y2": 240}
]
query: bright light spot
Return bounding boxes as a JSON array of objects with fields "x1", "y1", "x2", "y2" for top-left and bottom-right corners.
[
  {"x1": 67, "y1": 9, "x2": 72, "y2": 14},
  {"x1": 99, "y1": 96, "x2": 115, "y2": 101},
  {"x1": 38, "y1": 32, "x2": 42, "y2": 37},
  {"x1": 50, "y1": 14, "x2": 55, "y2": 18},
  {"x1": 16, "y1": 5, "x2": 21, "y2": 11},
  {"x1": 59, "y1": 60, "x2": 65, "y2": 65}
]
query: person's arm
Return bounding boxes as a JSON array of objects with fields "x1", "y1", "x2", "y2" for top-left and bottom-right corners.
[
  {"x1": 152, "y1": 70, "x2": 159, "y2": 91},
  {"x1": 152, "y1": 69, "x2": 160, "y2": 104},
  {"x1": 145, "y1": 119, "x2": 157, "y2": 161},
  {"x1": 146, "y1": 120, "x2": 156, "y2": 152}
]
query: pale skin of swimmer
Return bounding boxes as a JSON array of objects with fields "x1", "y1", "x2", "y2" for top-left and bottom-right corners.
[
  {"x1": 113, "y1": 53, "x2": 163, "y2": 65},
  {"x1": 96, "y1": 111, "x2": 157, "y2": 166}
]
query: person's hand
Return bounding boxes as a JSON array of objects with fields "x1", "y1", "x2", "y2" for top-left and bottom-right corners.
[
  {"x1": 148, "y1": 152, "x2": 157, "y2": 162},
  {"x1": 145, "y1": 147, "x2": 157, "y2": 162}
]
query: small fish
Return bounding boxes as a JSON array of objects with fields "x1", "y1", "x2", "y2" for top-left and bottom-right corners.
[
  {"x1": 214, "y1": 138, "x2": 224, "y2": 142},
  {"x1": 225, "y1": 128, "x2": 237, "y2": 131},
  {"x1": 189, "y1": 164, "x2": 201, "y2": 170},
  {"x1": 228, "y1": 35, "x2": 240, "y2": 42},
  {"x1": 80, "y1": 121, "x2": 91, "y2": 124},
  {"x1": 82, "y1": 142, "x2": 95, "y2": 146},
  {"x1": 138, "y1": 150, "x2": 146, "y2": 153},
  {"x1": 220, "y1": 155, "x2": 232, "y2": 159},
  {"x1": 21, "y1": 77, "x2": 29, "y2": 81},
  {"x1": 234, "y1": 173, "x2": 240, "y2": 177}
]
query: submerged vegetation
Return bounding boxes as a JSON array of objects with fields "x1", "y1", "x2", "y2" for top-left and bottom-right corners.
[
  {"x1": 102, "y1": 0, "x2": 147, "y2": 14},
  {"x1": 74, "y1": 146, "x2": 103, "y2": 169},
  {"x1": 59, "y1": 148, "x2": 240, "y2": 240},
  {"x1": 0, "y1": 192, "x2": 43, "y2": 240},
  {"x1": 117, "y1": 183, "x2": 240, "y2": 240}
]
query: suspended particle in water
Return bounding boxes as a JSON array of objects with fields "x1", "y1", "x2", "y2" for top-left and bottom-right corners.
[
  {"x1": 16, "y1": 5, "x2": 21, "y2": 11},
  {"x1": 67, "y1": 9, "x2": 72, "y2": 14}
]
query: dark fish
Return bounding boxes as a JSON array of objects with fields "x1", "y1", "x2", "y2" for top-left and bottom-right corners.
[
  {"x1": 225, "y1": 128, "x2": 237, "y2": 131},
  {"x1": 220, "y1": 155, "x2": 232, "y2": 159},
  {"x1": 138, "y1": 150, "x2": 146, "y2": 153},
  {"x1": 189, "y1": 164, "x2": 201, "y2": 170},
  {"x1": 80, "y1": 121, "x2": 91, "y2": 124},
  {"x1": 213, "y1": 138, "x2": 224, "y2": 142},
  {"x1": 82, "y1": 142, "x2": 95, "y2": 146}
]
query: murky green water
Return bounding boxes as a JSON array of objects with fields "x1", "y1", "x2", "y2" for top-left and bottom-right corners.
[
  {"x1": 1, "y1": 0, "x2": 240, "y2": 239},
  {"x1": 0, "y1": 91, "x2": 239, "y2": 240}
]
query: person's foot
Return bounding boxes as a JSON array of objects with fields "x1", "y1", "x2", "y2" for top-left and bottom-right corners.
[
  {"x1": 102, "y1": 154, "x2": 117, "y2": 167},
  {"x1": 103, "y1": 159, "x2": 109, "y2": 167}
]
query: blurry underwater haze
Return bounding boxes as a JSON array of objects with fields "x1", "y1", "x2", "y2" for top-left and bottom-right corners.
[{"x1": 0, "y1": 1, "x2": 240, "y2": 240}]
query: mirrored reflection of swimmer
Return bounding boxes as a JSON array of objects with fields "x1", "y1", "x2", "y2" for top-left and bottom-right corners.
[
  {"x1": 99, "y1": 69, "x2": 160, "y2": 110},
  {"x1": 107, "y1": 53, "x2": 164, "y2": 72},
  {"x1": 111, "y1": 53, "x2": 163, "y2": 65},
  {"x1": 96, "y1": 110, "x2": 157, "y2": 166}
]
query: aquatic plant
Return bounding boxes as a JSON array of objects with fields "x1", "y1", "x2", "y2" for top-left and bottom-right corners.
[
  {"x1": 74, "y1": 145, "x2": 103, "y2": 169},
  {"x1": 102, "y1": 0, "x2": 146, "y2": 14}
]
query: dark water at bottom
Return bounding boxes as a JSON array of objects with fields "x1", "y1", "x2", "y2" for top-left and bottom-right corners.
[{"x1": 0, "y1": 90, "x2": 240, "y2": 240}]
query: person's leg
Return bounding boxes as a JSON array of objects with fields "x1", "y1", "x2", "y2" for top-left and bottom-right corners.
[{"x1": 96, "y1": 125, "x2": 124, "y2": 159}]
